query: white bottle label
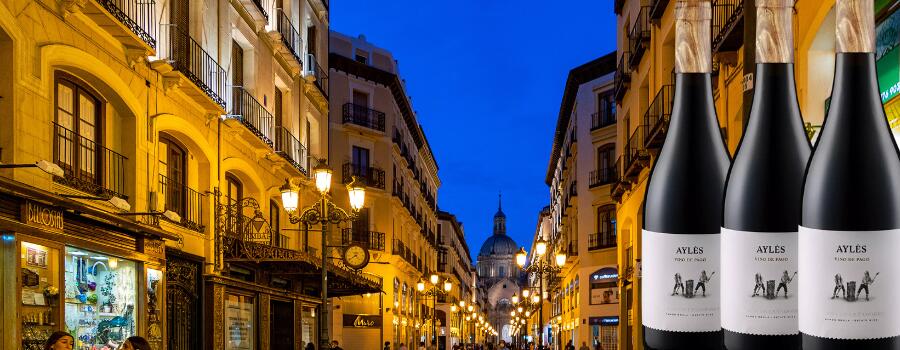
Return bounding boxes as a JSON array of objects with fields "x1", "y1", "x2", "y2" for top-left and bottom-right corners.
[
  {"x1": 721, "y1": 229, "x2": 798, "y2": 335},
  {"x1": 799, "y1": 226, "x2": 900, "y2": 340},
  {"x1": 642, "y1": 229, "x2": 721, "y2": 332}
]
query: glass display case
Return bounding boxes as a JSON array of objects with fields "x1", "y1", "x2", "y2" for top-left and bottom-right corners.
[
  {"x1": 64, "y1": 247, "x2": 136, "y2": 349},
  {"x1": 20, "y1": 241, "x2": 61, "y2": 350}
]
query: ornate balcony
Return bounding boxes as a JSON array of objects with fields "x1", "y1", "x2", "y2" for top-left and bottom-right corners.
[
  {"x1": 644, "y1": 84, "x2": 675, "y2": 150},
  {"x1": 610, "y1": 156, "x2": 630, "y2": 202},
  {"x1": 52, "y1": 122, "x2": 128, "y2": 200},
  {"x1": 158, "y1": 174, "x2": 205, "y2": 233},
  {"x1": 711, "y1": 0, "x2": 744, "y2": 53},
  {"x1": 305, "y1": 54, "x2": 329, "y2": 97},
  {"x1": 588, "y1": 229, "x2": 616, "y2": 251},
  {"x1": 80, "y1": 0, "x2": 156, "y2": 53},
  {"x1": 624, "y1": 125, "x2": 649, "y2": 180},
  {"x1": 342, "y1": 228, "x2": 386, "y2": 251},
  {"x1": 589, "y1": 166, "x2": 616, "y2": 188},
  {"x1": 274, "y1": 126, "x2": 308, "y2": 175},
  {"x1": 342, "y1": 162, "x2": 386, "y2": 190},
  {"x1": 591, "y1": 107, "x2": 616, "y2": 131},
  {"x1": 271, "y1": 8, "x2": 303, "y2": 71},
  {"x1": 615, "y1": 52, "x2": 632, "y2": 102},
  {"x1": 229, "y1": 86, "x2": 275, "y2": 147},
  {"x1": 342, "y1": 103, "x2": 386, "y2": 132},
  {"x1": 154, "y1": 24, "x2": 227, "y2": 110},
  {"x1": 629, "y1": 7, "x2": 651, "y2": 68}
]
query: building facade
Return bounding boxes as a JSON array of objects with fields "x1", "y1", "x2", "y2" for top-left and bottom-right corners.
[
  {"x1": 542, "y1": 53, "x2": 619, "y2": 350},
  {"x1": 0, "y1": 0, "x2": 382, "y2": 349},
  {"x1": 327, "y1": 31, "x2": 444, "y2": 350},
  {"x1": 437, "y1": 210, "x2": 476, "y2": 350},
  {"x1": 613, "y1": 0, "x2": 900, "y2": 348}
]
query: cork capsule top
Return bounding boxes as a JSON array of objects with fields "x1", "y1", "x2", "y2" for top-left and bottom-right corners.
[
  {"x1": 836, "y1": 0, "x2": 875, "y2": 53},
  {"x1": 755, "y1": 0, "x2": 794, "y2": 63},
  {"x1": 675, "y1": 0, "x2": 712, "y2": 73}
]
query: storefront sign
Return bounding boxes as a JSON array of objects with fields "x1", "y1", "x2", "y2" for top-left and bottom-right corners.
[
  {"x1": 343, "y1": 314, "x2": 382, "y2": 328},
  {"x1": 21, "y1": 201, "x2": 63, "y2": 233},
  {"x1": 138, "y1": 237, "x2": 166, "y2": 259},
  {"x1": 588, "y1": 317, "x2": 619, "y2": 326}
]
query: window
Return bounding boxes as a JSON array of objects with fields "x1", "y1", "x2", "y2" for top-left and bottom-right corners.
[
  {"x1": 597, "y1": 144, "x2": 615, "y2": 184},
  {"x1": 352, "y1": 146, "x2": 370, "y2": 176},
  {"x1": 274, "y1": 88, "x2": 283, "y2": 129},
  {"x1": 225, "y1": 174, "x2": 243, "y2": 235},
  {"x1": 352, "y1": 90, "x2": 368, "y2": 108},
  {"x1": 232, "y1": 41, "x2": 244, "y2": 87},
  {"x1": 159, "y1": 135, "x2": 187, "y2": 217},
  {"x1": 498, "y1": 266, "x2": 506, "y2": 278},
  {"x1": 590, "y1": 205, "x2": 616, "y2": 250},
  {"x1": 54, "y1": 74, "x2": 102, "y2": 186},
  {"x1": 307, "y1": 25, "x2": 317, "y2": 57},
  {"x1": 355, "y1": 49, "x2": 369, "y2": 64},
  {"x1": 270, "y1": 200, "x2": 282, "y2": 247}
]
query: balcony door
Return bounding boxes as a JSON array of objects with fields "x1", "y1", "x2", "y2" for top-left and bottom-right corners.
[
  {"x1": 352, "y1": 208, "x2": 370, "y2": 245},
  {"x1": 170, "y1": 0, "x2": 190, "y2": 68},
  {"x1": 352, "y1": 146, "x2": 370, "y2": 178},
  {"x1": 159, "y1": 135, "x2": 187, "y2": 217},
  {"x1": 225, "y1": 174, "x2": 243, "y2": 236},
  {"x1": 54, "y1": 75, "x2": 101, "y2": 187},
  {"x1": 597, "y1": 144, "x2": 614, "y2": 180},
  {"x1": 307, "y1": 25, "x2": 316, "y2": 58}
]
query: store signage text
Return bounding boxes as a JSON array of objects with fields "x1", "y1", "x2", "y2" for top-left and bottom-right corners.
[
  {"x1": 21, "y1": 201, "x2": 63, "y2": 233},
  {"x1": 343, "y1": 314, "x2": 381, "y2": 328}
]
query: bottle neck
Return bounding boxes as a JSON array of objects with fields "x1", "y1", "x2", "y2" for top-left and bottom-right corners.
[
  {"x1": 749, "y1": 63, "x2": 800, "y2": 121},
  {"x1": 829, "y1": 53, "x2": 882, "y2": 123}
]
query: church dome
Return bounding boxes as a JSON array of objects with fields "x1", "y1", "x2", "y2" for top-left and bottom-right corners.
[{"x1": 478, "y1": 234, "x2": 518, "y2": 257}]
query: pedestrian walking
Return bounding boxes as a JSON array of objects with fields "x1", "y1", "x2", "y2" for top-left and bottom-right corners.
[
  {"x1": 330, "y1": 340, "x2": 344, "y2": 350},
  {"x1": 44, "y1": 331, "x2": 73, "y2": 350},
  {"x1": 384, "y1": 341, "x2": 392, "y2": 350}
]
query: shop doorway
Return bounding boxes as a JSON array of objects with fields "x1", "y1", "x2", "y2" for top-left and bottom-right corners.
[
  {"x1": 166, "y1": 254, "x2": 202, "y2": 350},
  {"x1": 270, "y1": 299, "x2": 295, "y2": 348}
]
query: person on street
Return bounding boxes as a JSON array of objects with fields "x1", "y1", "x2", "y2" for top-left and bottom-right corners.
[
  {"x1": 398, "y1": 343, "x2": 408, "y2": 350},
  {"x1": 330, "y1": 340, "x2": 344, "y2": 350},
  {"x1": 418, "y1": 341, "x2": 427, "y2": 350},
  {"x1": 579, "y1": 341, "x2": 590, "y2": 350},
  {"x1": 384, "y1": 341, "x2": 392, "y2": 350},
  {"x1": 304, "y1": 342, "x2": 315, "y2": 350},
  {"x1": 120, "y1": 336, "x2": 152, "y2": 350},
  {"x1": 565, "y1": 340, "x2": 575, "y2": 350},
  {"x1": 44, "y1": 331, "x2": 74, "y2": 350}
]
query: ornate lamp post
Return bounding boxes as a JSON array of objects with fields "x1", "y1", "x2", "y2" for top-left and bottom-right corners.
[
  {"x1": 516, "y1": 239, "x2": 565, "y2": 349},
  {"x1": 280, "y1": 159, "x2": 366, "y2": 350},
  {"x1": 418, "y1": 274, "x2": 453, "y2": 346}
]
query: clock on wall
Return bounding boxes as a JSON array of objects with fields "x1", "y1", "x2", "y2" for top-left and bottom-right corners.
[{"x1": 342, "y1": 244, "x2": 370, "y2": 270}]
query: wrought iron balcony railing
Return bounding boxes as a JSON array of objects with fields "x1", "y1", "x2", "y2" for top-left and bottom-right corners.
[
  {"x1": 610, "y1": 156, "x2": 628, "y2": 202},
  {"x1": 231, "y1": 86, "x2": 275, "y2": 147},
  {"x1": 650, "y1": 0, "x2": 671, "y2": 20},
  {"x1": 624, "y1": 125, "x2": 649, "y2": 180},
  {"x1": 274, "y1": 126, "x2": 308, "y2": 175},
  {"x1": 158, "y1": 24, "x2": 227, "y2": 107},
  {"x1": 629, "y1": 7, "x2": 651, "y2": 68},
  {"x1": 342, "y1": 228, "x2": 386, "y2": 251},
  {"x1": 307, "y1": 54, "x2": 329, "y2": 97},
  {"x1": 588, "y1": 229, "x2": 616, "y2": 250},
  {"x1": 644, "y1": 84, "x2": 675, "y2": 150},
  {"x1": 158, "y1": 174, "x2": 205, "y2": 232},
  {"x1": 93, "y1": 0, "x2": 157, "y2": 48},
  {"x1": 342, "y1": 162, "x2": 386, "y2": 189},
  {"x1": 591, "y1": 107, "x2": 616, "y2": 131},
  {"x1": 589, "y1": 167, "x2": 615, "y2": 188},
  {"x1": 52, "y1": 122, "x2": 128, "y2": 200},
  {"x1": 342, "y1": 103, "x2": 386, "y2": 132},
  {"x1": 711, "y1": 0, "x2": 744, "y2": 53},
  {"x1": 276, "y1": 8, "x2": 302, "y2": 62},
  {"x1": 615, "y1": 52, "x2": 632, "y2": 102}
]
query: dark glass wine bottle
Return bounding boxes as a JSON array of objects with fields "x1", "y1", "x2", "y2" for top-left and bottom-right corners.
[
  {"x1": 641, "y1": 1, "x2": 730, "y2": 349},
  {"x1": 721, "y1": 1, "x2": 809, "y2": 349},
  {"x1": 799, "y1": 0, "x2": 900, "y2": 348}
]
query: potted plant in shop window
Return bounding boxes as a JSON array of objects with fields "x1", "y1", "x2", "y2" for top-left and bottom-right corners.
[{"x1": 99, "y1": 273, "x2": 118, "y2": 313}]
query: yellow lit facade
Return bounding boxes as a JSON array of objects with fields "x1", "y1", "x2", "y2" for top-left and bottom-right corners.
[
  {"x1": 327, "y1": 31, "x2": 445, "y2": 350},
  {"x1": 541, "y1": 53, "x2": 620, "y2": 350},
  {"x1": 0, "y1": 0, "x2": 384, "y2": 349},
  {"x1": 614, "y1": 0, "x2": 900, "y2": 348}
]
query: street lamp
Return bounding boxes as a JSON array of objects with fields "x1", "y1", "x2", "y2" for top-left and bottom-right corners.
[
  {"x1": 418, "y1": 274, "x2": 453, "y2": 346},
  {"x1": 280, "y1": 159, "x2": 366, "y2": 350},
  {"x1": 516, "y1": 238, "x2": 566, "y2": 349}
]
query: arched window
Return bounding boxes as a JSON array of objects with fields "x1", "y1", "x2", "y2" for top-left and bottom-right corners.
[{"x1": 54, "y1": 73, "x2": 102, "y2": 189}]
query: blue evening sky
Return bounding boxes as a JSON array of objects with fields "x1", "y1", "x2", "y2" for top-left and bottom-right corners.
[{"x1": 331, "y1": 0, "x2": 618, "y2": 262}]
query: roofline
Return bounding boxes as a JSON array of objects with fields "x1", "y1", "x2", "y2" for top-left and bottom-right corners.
[{"x1": 545, "y1": 51, "x2": 618, "y2": 184}]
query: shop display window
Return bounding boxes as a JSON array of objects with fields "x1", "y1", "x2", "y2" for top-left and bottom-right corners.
[
  {"x1": 64, "y1": 247, "x2": 137, "y2": 349},
  {"x1": 302, "y1": 305, "x2": 317, "y2": 347},
  {"x1": 225, "y1": 293, "x2": 256, "y2": 350},
  {"x1": 20, "y1": 241, "x2": 61, "y2": 350},
  {"x1": 146, "y1": 268, "x2": 163, "y2": 350}
]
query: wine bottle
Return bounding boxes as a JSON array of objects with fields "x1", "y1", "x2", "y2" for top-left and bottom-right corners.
[
  {"x1": 721, "y1": 0, "x2": 810, "y2": 348},
  {"x1": 799, "y1": 0, "x2": 900, "y2": 348},
  {"x1": 641, "y1": 1, "x2": 730, "y2": 349}
]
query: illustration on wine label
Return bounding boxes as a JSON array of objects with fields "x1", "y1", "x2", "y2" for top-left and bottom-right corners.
[
  {"x1": 751, "y1": 271, "x2": 796, "y2": 299},
  {"x1": 830, "y1": 271, "x2": 879, "y2": 301},
  {"x1": 672, "y1": 271, "x2": 716, "y2": 298}
]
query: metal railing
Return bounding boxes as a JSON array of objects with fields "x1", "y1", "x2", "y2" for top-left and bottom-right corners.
[
  {"x1": 250, "y1": 0, "x2": 269, "y2": 20},
  {"x1": 625, "y1": 125, "x2": 648, "y2": 176},
  {"x1": 342, "y1": 162, "x2": 386, "y2": 189},
  {"x1": 650, "y1": 0, "x2": 671, "y2": 20},
  {"x1": 52, "y1": 122, "x2": 128, "y2": 200},
  {"x1": 342, "y1": 228, "x2": 386, "y2": 251},
  {"x1": 158, "y1": 24, "x2": 227, "y2": 107},
  {"x1": 628, "y1": 7, "x2": 651, "y2": 67},
  {"x1": 274, "y1": 126, "x2": 308, "y2": 175},
  {"x1": 615, "y1": 52, "x2": 631, "y2": 101},
  {"x1": 644, "y1": 84, "x2": 675, "y2": 149},
  {"x1": 276, "y1": 9, "x2": 302, "y2": 62},
  {"x1": 591, "y1": 107, "x2": 616, "y2": 130},
  {"x1": 96, "y1": 0, "x2": 157, "y2": 48},
  {"x1": 307, "y1": 54, "x2": 329, "y2": 97},
  {"x1": 588, "y1": 229, "x2": 616, "y2": 250},
  {"x1": 711, "y1": 0, "x2": 744, "y2": 53},
  {"x1": 342, "y1": 103, "x2": 386, "y2": 132},
  {"x1": 158, "y1": 174, "x2": 205, "y2": 232},
  {"x1": 231, "y1": 86, "x2": 275, "y2": 146},
  {"x1": 589, "y1": 167, "x2": 615, "y2": 188}
]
